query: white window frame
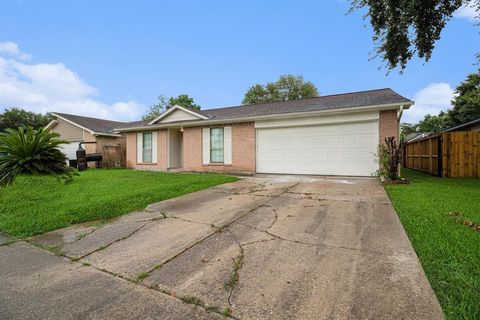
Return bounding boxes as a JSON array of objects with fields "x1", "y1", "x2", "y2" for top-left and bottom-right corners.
[
  {"x1": 137, "y1": 131, "x2": 157, "y2": 164},
  {"x1": 210, "y1": 127, "x2": 224, "y2": 163}
]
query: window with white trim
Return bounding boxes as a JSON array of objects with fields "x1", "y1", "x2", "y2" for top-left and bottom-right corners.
[
  {"x1": 210, "y1": 128, "x2": 224, "y2": 163},
  {"x1": 142, "y1": 132, "x2": 153, "y2": 163}
]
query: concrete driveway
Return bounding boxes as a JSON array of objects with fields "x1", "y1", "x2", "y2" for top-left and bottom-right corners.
[{"x1": 0, "y1": 175, "x2": 443, "y2": 320}]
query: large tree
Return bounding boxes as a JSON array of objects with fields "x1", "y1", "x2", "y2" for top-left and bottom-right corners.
[
  {"x1": 242, "y1": 74, "x2": 319, "y2": 105},
  {"x1": 401, "y1": 69, "x2": 480, "y2": 133},
  {"x1": 417, "y1": 113, "x2": 449, "y2": 132},
  {"x1": 143, "y1": 94, "x2": 201, "y2": 121},
  {"x1": 0, "y1": 108, "x2": 52, "y2": 132},
  {"x1": 351, "y1": 0, "x2": 479, "y2": 70},
  {"x1": 446, "y1": 69, "x2": 480, "y2": 126}
]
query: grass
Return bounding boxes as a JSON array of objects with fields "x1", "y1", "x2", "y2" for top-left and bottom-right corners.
[
  {"x1": 385, "y1": 168, "x2": 480, "y2": 319},
  {"x1": 135, "y1": 272, "x2": 149, "y2": 282},
  {"x1": 0, "y1": 169, "x2": 238, "y2": 238}
]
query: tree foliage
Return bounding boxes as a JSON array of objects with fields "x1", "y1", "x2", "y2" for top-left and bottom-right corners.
[
  {"x1": 447, "y1": 70, "x2": 480, "y2": 126},
  {"x1": 402, "y1": 69, "x2": 480, "y2": 134},
  {"x1": 0, "y1": 108, "x2": 52, "y2": 132},
  {"x1": 242, "y1": 74, "x2": 319, "y2": 105},
  {"x1": 143, "y1": 94, "x2": 201, "y2": 121},
  {"x1": 0, "y1": 127, "x2": 74, "y2": 187},
  {"x1": 351, "y1": 0, "x2": 479, "y2": 70}
]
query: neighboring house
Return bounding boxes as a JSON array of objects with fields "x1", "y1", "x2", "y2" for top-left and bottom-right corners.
[
  {"x1": 404, "y1": 132, "x2": 432, "y2": 143},
  {"x1": 443, "y1": 117, "x2": 480, "y2": 132},
  {"x1": 116, "y1": 88, "x2": 413, "y2": 176},
  {"x1": 45, "y1": 112, "x2": 144, "y2": 167}
]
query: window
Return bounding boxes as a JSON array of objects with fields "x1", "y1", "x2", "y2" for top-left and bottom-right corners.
[
  {"x1": 210, "y1": 128, "x2": 224, "y2": 163},
  {"x1": 142, "y1": 132, "x2": 153, "y2": 163}
]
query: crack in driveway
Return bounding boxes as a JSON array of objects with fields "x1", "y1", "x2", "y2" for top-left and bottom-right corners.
[{"x1": 10, "y1": 177, "x2": 443, "y2": 320}]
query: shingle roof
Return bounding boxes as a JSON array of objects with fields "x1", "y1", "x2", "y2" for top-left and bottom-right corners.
[
  {"x1": 52, "y1": 112, "x2": 147, "y2": 134},
  {"x1": 118, "y1": 88, "x2": 412, "y2": 131},
  {"x1": 443, "y1": 117, "x2": 480, "y2": 132},
  {"x1": 404, "y1": 132, "x2": 422, "y2": 142},
  {"x1": 194, "y1": 88, "x2": 412, "y2": 120}
]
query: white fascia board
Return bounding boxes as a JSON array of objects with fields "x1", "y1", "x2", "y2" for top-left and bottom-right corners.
[
  {"x1": 255, "y1": 110, "x2": 379, "y2": 129},
  {"x1": 147, "y1": 105, "x2": 209, "y2": 125},
  {"x1": 93, "y1": 133, "x2": 123, "y2": 138},
  {"x1": 44, "y1": 119, "x2": 58, "y2": 130},
  {"x1": 116, "y1": 102, "x2": 413, "y2": 132}
]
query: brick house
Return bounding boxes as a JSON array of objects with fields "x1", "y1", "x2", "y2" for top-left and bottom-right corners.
[
  {"x1": 116, "y1": 88, "x2": 413, "y2": 176},
  {"x1": 45, "y1": 113, "x2": 144, "y2": 168}
]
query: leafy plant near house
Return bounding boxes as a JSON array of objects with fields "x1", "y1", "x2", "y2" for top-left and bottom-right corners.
[
  {"x1": 0, "y1": 126, "x2": 74, "y2": 187},
  {"x1": 376, "y1": 137, "x2": 402, "y2": 181}
]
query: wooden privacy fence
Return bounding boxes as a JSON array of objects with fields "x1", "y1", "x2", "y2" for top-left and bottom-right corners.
[{"x1": 404, "y1": 132, "x2": 480, "y2": 178}]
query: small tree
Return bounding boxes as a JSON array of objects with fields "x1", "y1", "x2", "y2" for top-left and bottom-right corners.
[
  {"x1": 0, "y1": 127, "x2": 74, "y2": 187},
  {"x1": 143, "y1": 94, "x2": 201, "y2": 121},
  {"x1": 377, "y1": 137, "x2": 402, "y2": 181},
  {"x1": 242, "y1": 74, "x2": 318, "y2": 105}
]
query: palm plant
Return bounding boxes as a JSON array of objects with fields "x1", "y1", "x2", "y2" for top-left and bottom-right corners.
[{"x1": 0, "y1": 126, "x2": 74, "y2": 187}]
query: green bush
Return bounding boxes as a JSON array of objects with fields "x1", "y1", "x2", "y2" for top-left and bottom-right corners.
[{"x1": 0, "y1": 126, "x2": 74, "y2": 187}]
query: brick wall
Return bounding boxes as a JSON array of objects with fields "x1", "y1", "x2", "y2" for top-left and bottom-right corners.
[
  {"x1": 379, "y1": 110, "x2": 399, "y2": 145},
  {"x1": 125, "y1": 130, "x2": 168, "y2": 170},
  {"x1": 183, "y1": 122, "x2": 256, "y2": 174}
]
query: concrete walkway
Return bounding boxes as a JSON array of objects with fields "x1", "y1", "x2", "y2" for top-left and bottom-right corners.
[{"x1": 0, "y1": 175, "x2": 443, "y2": 320}]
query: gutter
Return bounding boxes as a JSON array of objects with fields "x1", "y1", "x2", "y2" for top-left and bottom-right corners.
[{"x1": 115, "y1": 102, "x2": 414, "y2": 133}]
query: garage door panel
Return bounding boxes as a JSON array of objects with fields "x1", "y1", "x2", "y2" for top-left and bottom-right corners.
[
  {"x1": 59, "y1": 141, "x2": 83, "y2": 160},
  {"x1": 256, "y1": 121, "x2": 378, "y2": 176}
]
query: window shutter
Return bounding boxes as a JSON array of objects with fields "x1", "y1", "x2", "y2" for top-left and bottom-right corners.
[
  {"x1": 202, "y1": 128, "x2": 210, "y2": 164},
  {"x1": 152, "y1": 131, "x2": 158, "y2": 163},
  {"x1": 136, "y1": 132, "x2": 143, "y2": 163},
  {"x1": 224, "y1": 126, "x2": 232, "y2": 164}
]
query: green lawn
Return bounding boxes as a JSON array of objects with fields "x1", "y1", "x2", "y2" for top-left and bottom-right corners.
[
  {"x1": 0, "y1": 169, "x2": 238, "y2": 238},
  {"x1": 385, "y1": 168, "x2": 480, "y2": 319}
]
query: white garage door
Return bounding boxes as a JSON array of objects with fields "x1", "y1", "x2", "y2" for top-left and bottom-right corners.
[
  {"x1": 59, "y1": 141, "x2": 82, "y2": 160},
  {"x1": 256, "y1": 121, "x2": 379, "y2": 176}
]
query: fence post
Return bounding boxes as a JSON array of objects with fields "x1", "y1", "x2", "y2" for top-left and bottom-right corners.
[{"x1": 437, "y1": 134, "x2": 443, "y2": 177}]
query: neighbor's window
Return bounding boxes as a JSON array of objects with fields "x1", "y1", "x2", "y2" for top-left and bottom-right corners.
[
  {"x1": 210, "y1": 128, "x2": 224, "y2": 163},
  {"x1": 142, "y1": 132, "x2": 153, "y2": 163}
]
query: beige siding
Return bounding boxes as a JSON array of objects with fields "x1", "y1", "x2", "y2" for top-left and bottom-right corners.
[
  {"x1": 158, "y1": 109, "x2": 201, "y2": 123},
  {"x1": 51, "y1": 119, "x2": 84, "y2": 142}
]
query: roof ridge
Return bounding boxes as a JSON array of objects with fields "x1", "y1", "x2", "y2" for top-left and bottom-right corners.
[
  {"x1": 52, "y1": 112, "x2": 129, "y2": 124},
  {"x1": 202, "y1": 88, "x2": 396, "y2": 112}
]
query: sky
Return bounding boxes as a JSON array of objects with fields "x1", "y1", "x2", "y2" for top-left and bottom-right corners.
[{"x1": 0, "y1": 0, "x2": 478, "y2": 123}]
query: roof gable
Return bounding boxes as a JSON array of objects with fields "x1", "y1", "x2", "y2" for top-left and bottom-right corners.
[
  {"x1": 148, "y1": 105, "x2": 209, "y2": 125},
  {"x1": 49, "y1": 112, "x2": 146, "y2": 136},
  {"x1": 157, "y1": 108, "x2": 204, "y2": 123}
]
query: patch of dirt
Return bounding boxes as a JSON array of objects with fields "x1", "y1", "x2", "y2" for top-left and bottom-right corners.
[
  {"x1": 447, "y1": 212, "x2": 463, "y2": 217},
  {"x1": 447, "y1": 212, "x2": 480, "y2": 232},
  {"x1": 381, "y1": 178, "x2": 411, "y2": 185},
  {"x1": 455, "y1": 219, "x2": 480, "y2": 233}
]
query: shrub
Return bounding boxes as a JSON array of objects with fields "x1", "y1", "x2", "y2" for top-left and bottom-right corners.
[
  {"x1": 376, "y1": 136, "x2": 402, "y2": 181},
  {"x1": 0, "y1": 126, "x2": 74, "y2": 187}
]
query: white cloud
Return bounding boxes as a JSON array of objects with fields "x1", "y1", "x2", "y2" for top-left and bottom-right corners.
[
  {"x1": 402, "y1": 83, "x2": 455, "y2": 123},
  {"x1": 0, "y1": 42, "x2": 143, "y2": 121},
  {"x1": 0, "y1": 41, "x2": 31, "y2": 60},
  {"x1": 454, "y1": 2, "x2": 479, "y2": 21}
]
